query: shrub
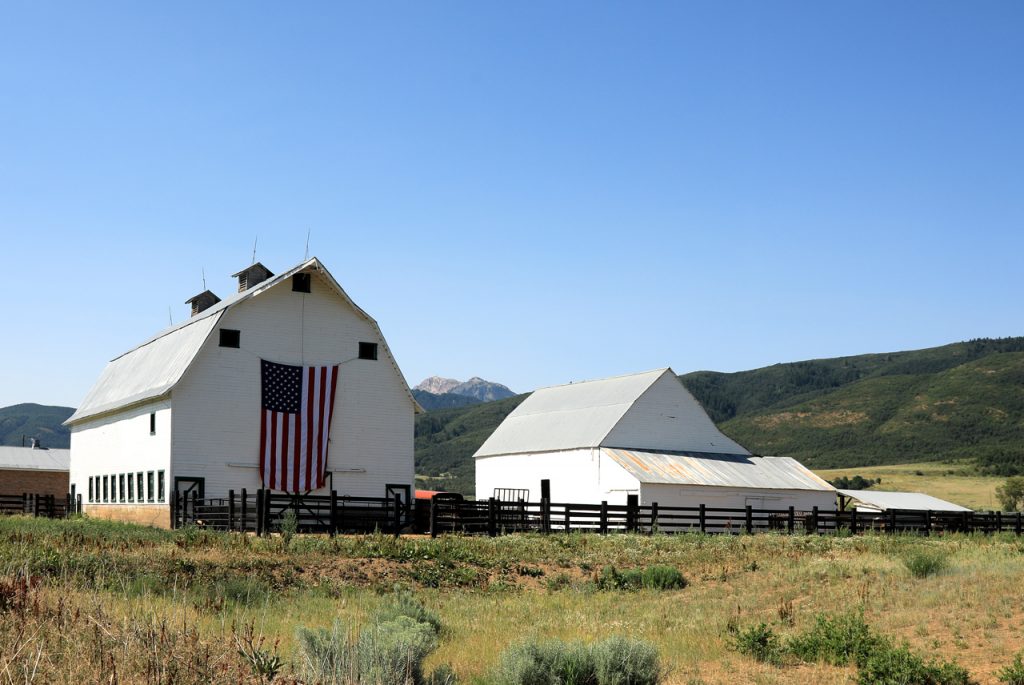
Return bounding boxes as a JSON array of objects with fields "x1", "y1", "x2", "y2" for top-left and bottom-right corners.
[
  {"x1": 358, "y1": 616, "x2": 439, "y2": 685},
  {"x1": 593, "y1": 636, "x2": 663, "y2": 685},
  {"x1": 732, "y1": 623, "x2": 784, "y2": 666},
  {"x1": 279, "y1": 509, "x2": 298, "y2": 549},
  {"x1": 903, "y1": 550, "x2": 949, "y2": 578},
  {"x1": 596, "y1": 566, "x2": 686, "y2": 591},
  {"x1": 998, "y1": 652, "x2": 1024, "y2": 685},
  {"x1": 491, "y1": 637, "x2": 662, "y2": 685},
  {"x1": 788, "y1": 611, "x2": 885, "y2": 667},
  {"x1": 295, "y1": 621, "x2": 357, "y2": 684},
  {"x1": 375, "y1": 592, "x2": 442, "y2": 635},
  {"x1": 857, "y1": 643, "x2": 973, "y2": 685}
]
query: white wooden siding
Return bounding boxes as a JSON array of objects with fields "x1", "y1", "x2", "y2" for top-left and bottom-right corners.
[
  {"x1": 640, "y1": 483, "x2": 837, "y2": 511},
  {"x1": 69, "y1": 400, "x2": 172, "y2": 509},
  {"x1": 475, "y1": 448, "x2": 640, "y2": 504},
  {"x1": 170, "y1": 269, "x2": 413, "y2": 499},
  {"x1": 604, "y1": 372, "x2": 749, "y2": 455}
]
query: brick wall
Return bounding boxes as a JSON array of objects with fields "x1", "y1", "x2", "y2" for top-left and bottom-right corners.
[{"x1": 0, "y1": 470, "x2": 69, "y2": 499}]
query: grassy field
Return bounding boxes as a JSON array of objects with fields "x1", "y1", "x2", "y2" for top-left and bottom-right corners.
[
  {"x1": 814, "y1": 461, "x2": 1004, "y2": 511},
  {"x1": 2, "y1": 516, "x2": 1024, "y2": 684}
]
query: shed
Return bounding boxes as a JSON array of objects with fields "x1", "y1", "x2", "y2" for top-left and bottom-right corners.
[
  {"x1": 838, "y1": 489, "x2": 971, "y2": 513},
  {"x1": 474, "y1": 368, "x2": 836, "y2": 512},
  {"x1": 0, "y1": 445, "x2": 70, "y2": 500}
]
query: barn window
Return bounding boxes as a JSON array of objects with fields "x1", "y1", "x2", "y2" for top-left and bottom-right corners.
[
  {"x1": 150, "y1": 413, "x2": 156, "y2": 435},
  {"x1": 137, "y1": 472, "x2": 144, "y2": 502},
  {"x1": 127, "y1": 474, "x2": 134, "y2": 502},
  {"x1": 102, "y1": 476, "x2": 108, "y2": 502},
  {"x1": 88, "y1": 477, "x2": 93, "y2": 503},
  {"x1": 147, "y1": 472, "x2": 155, "y2": 503},
  {"x1": 358, "y1": 342, "x2": 378, "y2": 360},
  {"x1": 110, "y1": 474, "x2": 116, "y2": 502},
  {"x1": 219, "y1": 329, "x2": 240, "y2": 348},
  {"x1": 292, "y1": 273, "x2": 311, "y2": 293},
  {"x1": 119, "y1": 475, "x2": 125, "y2": 502},
  {"x1": 158, "y1": 471, "x2": 166, "y2": 502}
]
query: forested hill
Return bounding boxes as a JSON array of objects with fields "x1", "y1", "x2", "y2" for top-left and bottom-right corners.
[
  {"x1": 0, "y1": 404, "x2": 74, "y2": 448},
  {"x1": 415, "y1": 337, "x2": 1024, "y2": 494}
]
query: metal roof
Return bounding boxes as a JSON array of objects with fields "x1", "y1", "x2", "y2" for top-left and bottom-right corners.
[
  {"x1": 67, "y1": 257, "x2": 421, "y2": 425},
  {"x1": 474, "y1": 369, "x2": 670, "y2": 457},
  {"x1": 0, "y1": 446, "x2": 70, "y2": 472},
  {"x1": 605, "y1": 448, "x2": 836, "y2": 491},
  {"x1": 838, "y1": 489, "x2": 971, "y2": 512}
]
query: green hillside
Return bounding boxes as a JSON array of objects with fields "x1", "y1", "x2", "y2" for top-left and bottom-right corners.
[
  {"x1": 0, "y1": 404, "x2": 74, "y2": 448},
  {"x1": 414, "y1": 337, "x2": 1024, "y2": 494}
]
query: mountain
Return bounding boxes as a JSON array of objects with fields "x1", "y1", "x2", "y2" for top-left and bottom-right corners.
[
  {"x1": 0, "y1": 403, "x2": 74, "y2": 449},
  {"x1": 414, "y1": 337, "x2": 1024, "y2": 494},
  {"x1": 413, "y1": 376, "x2": 516, "y2": 408},
  {"x1": 412, "y1": 390, "x2": 482, "y2": 412}
]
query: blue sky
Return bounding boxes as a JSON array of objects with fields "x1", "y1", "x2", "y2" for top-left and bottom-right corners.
[{"x1": 1, "y1": 1, "x2": 1022, "y2": 408}]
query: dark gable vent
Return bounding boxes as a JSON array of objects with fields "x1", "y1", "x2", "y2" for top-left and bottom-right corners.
[
  {"x1": 292, "y1": 273, "x2": 311, "y2": 293},
  {"x1": 185, "y1": 290, "x2": 221, "y2": 317},
  {"x1": 231, "y1": 262, "x2": 274, "y2": 293}
]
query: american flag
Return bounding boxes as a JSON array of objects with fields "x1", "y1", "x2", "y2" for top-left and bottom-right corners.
[{"x1": 260, "y1": 359, "x2": 339, "y2": 492}]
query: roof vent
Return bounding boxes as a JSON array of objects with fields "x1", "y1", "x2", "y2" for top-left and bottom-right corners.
[
  {"x1": 231, "y1": 262, "x2": 274, "y2": 292},
  {"x1": 185, "y1": 290, "x2": 222, "y2": 317}
]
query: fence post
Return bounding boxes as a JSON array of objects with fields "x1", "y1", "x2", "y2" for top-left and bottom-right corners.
[
  {"x1": 76, "y1": 494, "x2": 82, "y2": 515},
  {"x1": 255, "y1": 489, "x2": 264, "y2": 536},
  {"x1": 564, "y1": 503, "x2": 571, "y2": 533},
  {"x1": 191, "y1": 490, "x2": 198, "y2": 525},
  {"x1": 811, "y1": 506, "x2": 819, "y2": 535},
  {"x1": 240, "y1": 488, "x2": 248, "y2": 532},
  {"x1": 889, "y1": 509, "x2": 897, "y2": 534},
  {"x1": 393, "y1": 495, "x2": 402, "y2": 538},
  {"x1": 541, "y1": 497, "x2": 551, "y2": 534},
  {"x1": 22, "y1": 493, "x2": 27, "y2": 515},
  {"x1": 228, "y1": 490, "x2": 236, "y2": 532},
  {"x1": 488, "y1": 498, "x2": 497, "y2": 538},
  {"x1": 650, "y1": 502, "x2": 659, "y2": 534},
  {"x1": 429, "y1": 496, "x2": 438, "y2": 538},
  {"x1": 745, "y1": 505, "x2": 753, "y2": 535},
  {"x1": 850, "y1": 508, "x2": 858, "y2": 535},
  {"x1": 329, "y1": 490, "x2": 338, "y2": 537},
  {"x1": 1016, "y1": 512, "x2": 1022, "y2": 536},
  {"x1": 699, "y1": 503, "x2": 707, "y2": 534},
  {"x1": 996, "y1": 510, "x2": 1003, "y2": 534},
  {"x1": 600, "y1": 501, "x2": 608, "y2": 535},
  {"x1": 262, "y1": 491, "x2": 272, "y2": 535},
  {"x1": 626, "y1": 494, "x2": 638, "y2": 533},
  {"x1": 65, "y1": 493, "x2": 71, "y2": 518}
]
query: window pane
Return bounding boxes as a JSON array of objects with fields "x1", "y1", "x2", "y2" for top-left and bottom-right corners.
[
  {"x1": 103, "y1": 476, "x2": 108, "y2": 502},
  {"x1": 158, "y1": 471, "x2": 165, "y2": 502},
  {"x1": 88, "y1": 477, "x2": 93, "y2": 503},
  {"x1": 119, "y1": 475, "x2": 125, "y2": 502},
  {"x1": 147, "y1": 472, "x2": 154, "y2": 502},
  {"x1": 127, "y1": 475, "x2": 134, "y2": 502},
  {"x1": 137, "y1": 473, "x2": 144, "y2": 501}
]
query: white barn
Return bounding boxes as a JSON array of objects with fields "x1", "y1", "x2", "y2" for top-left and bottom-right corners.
[
  {"x1": 66, "y1": 258, "x2": 420, "y2": 528},
  {"x1": 474, "y1": 368, "x2": 836, "y2": 511}
]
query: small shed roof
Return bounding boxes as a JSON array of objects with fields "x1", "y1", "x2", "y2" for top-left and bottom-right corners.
[
  {"x1": 605, "y1": 448, "x2": 836, "y2": 492},
  {"x1": 838, "y1": 489, "x2": 971, "y2": 512},
  {"x1": 0, "y1": 446, "x2": 70, "y2": 472}
]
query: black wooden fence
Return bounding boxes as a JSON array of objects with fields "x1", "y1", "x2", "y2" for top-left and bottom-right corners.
[
  {"x1": 0, "y1": 493, "x2": 81, "y2": 519},
  {"x1": 173, "y1": 489, "x2": 1024, "y2": 538}
]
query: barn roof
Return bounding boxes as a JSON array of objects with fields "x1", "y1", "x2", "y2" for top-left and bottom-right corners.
[
  {"x1": 474, "y1": 368, "x2": 748, "y2": 457},
  {"x1": 66, "y1": 257, "x2": 420, "y2": 425},
  {"x1": 0, "y1": 446, "x2": 70, "y2": 472},
  {"x1": 604, "y1": 448, "x2": 835, "y2": 491},
  {"x1": 838, "y1": 489, "x2": 971, "y2": 512}
]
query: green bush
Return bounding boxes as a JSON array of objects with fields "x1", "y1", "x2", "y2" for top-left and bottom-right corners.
[
  {"x1": 857, "y1": 644, "x2": 973, "y2": 685},
  {"x1": 788, "y1": 611, "x2": 885, "y2": 667},
  {"x1": 492, "y1": 637, "x2": 662, "y2": 685},
  {"x1": 998, "y1": 652, "x2": 1024, "y2": 685},
  {"x1": 358, "y1": 616, "x2": 439, "y2": 685},
  {"x1": 596, "y1": 566, "x2": 686, "y2": 591},
  {"x1": 375, "y1": 592, "x2": 442, "y2": 635},
  {"x1": 732, "y1": 623, "x2": 784, "y2": 666},
  {"x1": 295, "y1": 621, "x2": 357, "y2": 685},
  {"x1": 903, "y1": 549, "x2": 949, "y2": 578}
]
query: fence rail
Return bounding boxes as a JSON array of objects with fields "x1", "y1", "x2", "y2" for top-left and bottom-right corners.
[
  {"x1": 171, "y1": 490, "x2": 1024, "y2": 539},
  {"x1": 0, "y1": 493, "x2": 80, "y2": 519}
]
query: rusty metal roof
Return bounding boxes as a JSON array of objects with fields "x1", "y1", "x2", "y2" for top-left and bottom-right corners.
[{"x1": 603, "y1": 448, "x2": 835, "y2": 491}]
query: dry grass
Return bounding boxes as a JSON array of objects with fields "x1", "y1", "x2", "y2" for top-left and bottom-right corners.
[{"x1": 2, "y1": 517, "x2": 1024, "y2": 683}]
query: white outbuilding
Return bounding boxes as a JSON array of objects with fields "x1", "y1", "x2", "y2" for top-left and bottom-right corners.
[
  {"x1": 474, "y1": 368, "x2": 836, "y2": 511},
  {"x1": 66, "y1": 258, "x2": 420, "y2": 528}
]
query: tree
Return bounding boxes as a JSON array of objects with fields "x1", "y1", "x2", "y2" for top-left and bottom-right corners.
[{"x1": 996, "y1": 476, "x2": 1024, "y2": 512}]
